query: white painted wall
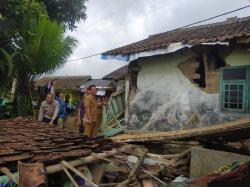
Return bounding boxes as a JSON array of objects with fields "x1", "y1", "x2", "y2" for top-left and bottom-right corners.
[{"x1": 128, "y1": 49, "x2": 241, "y2": 131}]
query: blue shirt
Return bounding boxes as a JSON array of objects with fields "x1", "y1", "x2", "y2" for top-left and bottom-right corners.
[{"x1": 56, "y1": 97, "x2": 67, "y2": 118}]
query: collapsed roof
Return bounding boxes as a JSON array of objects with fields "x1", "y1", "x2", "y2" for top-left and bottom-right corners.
[{"x1": 0, "y1": 117, "x2": 120, "y2": 170}]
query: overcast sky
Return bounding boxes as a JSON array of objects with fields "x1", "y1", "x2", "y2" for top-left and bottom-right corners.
[{"x1": 54, "y1": 0, "x2": 250, "y2": 78}]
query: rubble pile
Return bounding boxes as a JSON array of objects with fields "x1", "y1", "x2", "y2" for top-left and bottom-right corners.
[
  {"x1": 0, "y1": 117, "x2": 121, "y2": 170},
  {"x1": 1, "y1": 117, "x2": 250, "y2": 186}
]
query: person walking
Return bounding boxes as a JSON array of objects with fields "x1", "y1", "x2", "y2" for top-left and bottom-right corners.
[
  {"x1": 83, "y1": 85, "x2": 98, "y2": 137},
  {"x1": 38, "y1": 93, "x2": 59, "y2": 125},
  {"x1": 56, "y1": 92, "x2": 67, "y2": 128}
]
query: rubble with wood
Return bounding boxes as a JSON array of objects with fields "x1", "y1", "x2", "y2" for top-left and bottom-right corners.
[{"x1": 1, "y1": 117, "x2": 250, "y2": 186}]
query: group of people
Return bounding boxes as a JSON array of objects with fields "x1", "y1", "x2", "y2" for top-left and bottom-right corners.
[{"x1": 38, "y1": 85, "x2": 103, "y2": 137}]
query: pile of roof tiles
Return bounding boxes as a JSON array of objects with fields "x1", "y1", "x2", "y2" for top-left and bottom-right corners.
[{"x1": 0, "y1": 117, "x2": 121, "y2": 170}]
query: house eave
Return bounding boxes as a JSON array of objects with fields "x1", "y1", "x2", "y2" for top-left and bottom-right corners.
[{"x1": 101, "y1": 41, "x2": 229, "y2": 62}]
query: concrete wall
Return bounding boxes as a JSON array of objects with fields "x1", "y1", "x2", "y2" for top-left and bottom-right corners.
[
  {"x1": 128, "y1": 48, "x2": 244, "y2": 131},
  {"x1": 226, "y1": 48, "x2": 250, "y2": 66},
  {"x1": 190, "y1": 147, "x2": 250, "y2": 177}
]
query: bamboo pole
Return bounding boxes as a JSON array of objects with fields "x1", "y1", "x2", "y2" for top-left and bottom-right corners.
[
  {"x1": 61, "y1": 164, "x2": 79, "y2": 187},
  {"x1": 0, "y1": 148, "x2": 125, "y2": 182},
  {"x1": 0, "y1": 167, "x2": 18, "y2": 184},
  {"x1": 143, "y1": 169, "x2": 167, "y2": 186},
  {"x1": 61, "y1": 160, "x2": 98, "y2": 187},
  {"x1": 46, "y1": 148, "x2": 124, "y2": 174}
]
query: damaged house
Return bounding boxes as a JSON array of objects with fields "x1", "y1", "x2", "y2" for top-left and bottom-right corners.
[{"x1": 101, "y1": 16, "x2": 250, "y2": 131}]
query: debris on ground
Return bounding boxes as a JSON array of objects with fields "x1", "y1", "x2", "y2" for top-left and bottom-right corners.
[{"x1": 1, "y1": 117, "x2": 250, "y2": 186}]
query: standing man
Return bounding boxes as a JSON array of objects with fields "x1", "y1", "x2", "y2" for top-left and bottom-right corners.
[
  {"x1": 38, "y1": 93, "x2": 59, "y2": 125},
  {"x1": 83, "y1": 85, "x2": 98, "y2": 137},
  {"x1": 76, "y1": 92, "x2": 87, "y2": 134},
  {"x1": 56, "y1": 92, "x2": 67, "y2": 128}
]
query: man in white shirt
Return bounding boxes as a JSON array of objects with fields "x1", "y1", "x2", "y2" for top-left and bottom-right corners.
[{"x1": 38, "y1": 93, "x2": 59, "y2": 125}]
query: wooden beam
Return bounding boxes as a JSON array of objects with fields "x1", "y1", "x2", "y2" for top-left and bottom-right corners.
[
  {"x1": 46, "y1": 148, "x2": 125, "y2": 174},
  {"x1": 61, "y1": 160, "x2": 98, "y2": 187},
  {"x1": 118, "y1": 149, "x2": 148, "y2": 187},
  {"x1": 111, "y1": 117, "x2": 250, "y2": 142},
  {"x1": 0, "y1": 167, "x2": 18, "y2": 184},
  {"x1": 90, "y1": 152, "x2": 117, "y2": 164},
  {"x1": 60, "y1": 164, "x2": 79, "y2": 187},
  {"x1": 143, "y1": 169, "x2": 166, "y2": 186}
]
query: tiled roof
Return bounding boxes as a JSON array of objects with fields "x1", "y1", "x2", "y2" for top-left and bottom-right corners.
[
  {"x1": 81, "y1": 79, "x2": 114, "y2": 89},
  {"x1": 35, "y1": 76, "x2": 91, "y2": 90},
  {"x1": 103, "y1": 65, "x2": 128, "y2": 80},
  {"x1": 0, "y1": 117, "x2": 120, "y2": 169},
  {"x1": 103, "y1": 16, "x2": 250, "y2": 55}
]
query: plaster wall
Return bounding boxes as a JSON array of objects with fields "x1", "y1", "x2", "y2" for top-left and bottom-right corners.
[
  {"x1": 128, "y1": 49, "x2": 241, "y2": 131},
  {"x1": 226, "y1": 48, "x2": 250, "y2": 66}
]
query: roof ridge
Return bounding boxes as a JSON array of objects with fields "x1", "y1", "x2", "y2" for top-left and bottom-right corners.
[
  {"x1": 104, "y1": 16, "x2": 250, "y2": 55},
  {"x1": 149, "y1": 16, "x2": 250, "y2": 39}
]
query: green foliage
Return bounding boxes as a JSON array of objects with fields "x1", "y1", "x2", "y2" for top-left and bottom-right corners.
[
  {"x1": 20, "y1": 14, "x2": 78, "y2": 75},
  {"x1": 41, "y1": 0, "x2": 87, "y2": 30},
  {"x1": 0, "y1": 0, "x2": 79, "y2": 116},
  {"x1": 17, "y1": 95, "x2": 32, "y2": 117},
  {"x1": 0, "y1": 49, "x2": 13, "y2": 95}
]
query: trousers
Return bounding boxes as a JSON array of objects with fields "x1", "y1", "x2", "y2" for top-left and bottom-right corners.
[{"x1": 84, "y1": 122, "x2": 98, "y2": 137}]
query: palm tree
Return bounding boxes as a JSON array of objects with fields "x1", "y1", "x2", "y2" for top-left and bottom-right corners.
[{"x1": 2, "y1": 14, "x2": 77, "y2": 116}]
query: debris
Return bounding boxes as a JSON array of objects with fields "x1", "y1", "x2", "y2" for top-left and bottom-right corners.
[
  {"x1": 18, "y1": 162, "x2": 47, "y2": 187},
  {"x1": 118, "y1": 149, "x2": 148, "y2": 187},
  {"x1": 61, "y1": 160, "x2": 98, "y2": 187},
  {"x1": 142, "y1": 169, "x2": 166, "y2": 186},
  {"x1": 168, "y1": 176, "x2": 188, "y2": 187},
  {"x1": 61, "y1": 164, "x2": 79, "y2": 187},
  {"x1": 141, "y1": 178, "x2": 158, "y2": 187},
  {"x1": 0, "y1": 117, "x2": 122, "y2": 170},
  {"x1": 89, "y1": 164, "x2": 104, "y2": 184},
  {"x1": 1, "y1": 117, "x2": 250, "y2": 186},
  {"x1": 111, "y1": 117, "x2": 250, "y2": 142},
  {"x1": 0, "y1": 167, "x2": 17, "y2": 184}
]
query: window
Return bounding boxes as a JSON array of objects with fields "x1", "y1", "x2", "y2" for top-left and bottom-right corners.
[{"x1": 220, "y1": 66, "x2": 250, "y2": 113}]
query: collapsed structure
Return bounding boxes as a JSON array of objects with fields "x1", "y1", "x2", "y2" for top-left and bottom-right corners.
[
  {"x1": 102, "y1": 16, "x2": 250, "y2": 131},
  {"x1": 1, "y1": 16, "x2": 250, "y2": 187},
  {"x1": 1, "y1": 117, "x2": 250, "y2": 186}
]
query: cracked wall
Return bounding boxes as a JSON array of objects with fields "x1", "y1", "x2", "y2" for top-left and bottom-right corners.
[{"x1": 127, "y1": 48, "x2": 247, "y2": 131}]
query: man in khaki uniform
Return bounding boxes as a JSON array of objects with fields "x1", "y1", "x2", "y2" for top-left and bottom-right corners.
[{"x1": 83, "y1": 85, "x2": 98, "y2": 137}]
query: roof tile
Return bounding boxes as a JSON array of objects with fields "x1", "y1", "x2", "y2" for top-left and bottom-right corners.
[{"x1": 103, "y1": 17, "x2": 250, "y2": 55}]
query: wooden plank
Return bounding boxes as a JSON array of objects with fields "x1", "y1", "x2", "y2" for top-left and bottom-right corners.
[{"x1": 111, "y1": 117, "x2": 250, "y2": 142}]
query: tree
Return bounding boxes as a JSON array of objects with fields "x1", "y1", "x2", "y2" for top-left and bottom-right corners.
[
  {"x1": 1, "y1": 1, "x2": 78, "y2": 116},
  {"x1": 0, "y1": 0, "x2": 83, "y2": 116},
  {"x1": 41, "y1": 0, "x2": 87, "y2": 30}
]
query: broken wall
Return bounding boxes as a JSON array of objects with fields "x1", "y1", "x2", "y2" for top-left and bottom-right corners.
[{"x1": 127, "y1": 48, "x2": 248, "y2": 131}]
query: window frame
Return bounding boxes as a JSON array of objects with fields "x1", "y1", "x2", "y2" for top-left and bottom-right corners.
[{"x1": 220, "y1": 65, "x2": 250, "y2": 113}]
